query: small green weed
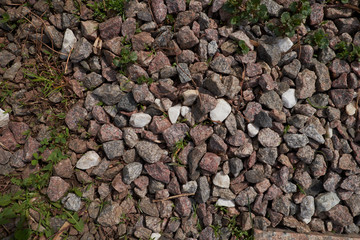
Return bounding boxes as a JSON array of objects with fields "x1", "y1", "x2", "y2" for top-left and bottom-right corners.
[
  {"x1": 225, "y1": 0, "x2": 268, "y2": 25},
  {"x1": 297, "y1": 184, "x2": 307, "y2": 195},
  {"x1": 210, "y1": 224, "x2": 222, "y2": 237},
  {"x1": 136, "y1": 76, "x2": 153, "y2": 85},
  {"x1": 304, "y1": 29, "x2": 329, "y2": 49},
  {"x1": 113, "y1": 41, "x2": 138, "y2": 74},
  {"x1": 268, "y1": 0, "x2": 311, "y2": 37},
  {"x1": 227, "y1": 215, "x2": 253, "y2": 239},
  {"x1": 238, "y1": 40, "x2": 250, "y2": 55},
  {"x1": 24, "y1": 68, "x2": 64, "y2": 98},
  {"x1": 87, "y1": 0, "x2": 128, "y2": 22},
  {"x1": 335, "y1": 41, "x2": 360, "y2": 62},
  {"x1": 215, "y1": 204, "x2": 229, "y2": 214}
]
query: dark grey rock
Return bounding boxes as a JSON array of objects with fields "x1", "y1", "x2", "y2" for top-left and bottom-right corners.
[
  {"x1": 103, "y1": 140, "x2": 124, "y2": 160},
  {"x1": 283, "y1": 134, "x2": 309, "y2": 148},
  {"x1": 195, "y1": 176, "x2": 210, "y2": 203},
  {"x1": 257, "y1": 147, "x2": 278, "y2": 166},
  {"x1": 123, "y1": 162, "x2": 143, "y2": 184},
  {"x1": 117, "y1": 93, "x2": 137, "y2": 112},
  {"x1": 93, "y1": 84, "x2": 123, "y2": 106},
  {"x1": 70, "y1": 37, "x2": 92, "y2": 63}
]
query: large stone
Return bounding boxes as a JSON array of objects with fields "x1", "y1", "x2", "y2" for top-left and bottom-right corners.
[
  {"x1": 315, "y1": 192, "x2": 340, "y2": 213},
  {"x1": 135, "y1": 141, "x2": 165, "y2": 163},
  {"x1": 76, "y1": 151, "x2": 101, "y2": 170},
  {"x1": 47, "y1": 176, "x2": 70, "y2": 202},
  {"x1": 97, "y1": 202, "x2": 123, "y2": 226}
]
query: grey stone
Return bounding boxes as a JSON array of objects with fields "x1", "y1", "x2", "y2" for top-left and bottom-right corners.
[
  {"x1": 259, "y1": 91, "x2": 283, "y2": 111},
  {"x1": 283, "y1": 134, "x2": 309, "y2": 149},
  {"x1": 117, "y1": 93, "x2": 137, "y2": 112},
  {"x1": 210, "y1": 55, "x2": 231, "y2": 74},
  {"x1": 229, "y1": 157, "x2": 243, "y2": 177},
  {"x1": 123, "y1": 162, "x2": 143, "y2": 184},
  {"x1": 257, "y1": 38, "x2": 281, "y2": 66},
  {"x1": 84, "y1": 72, "x2": 103, "y2": 89},
  {"x1": 103, "y1": 140, "x2": 124, "y2": 160},
  {"x1": 300, "y1": 124, "x2": 325, "y2": 144},
  {"x1": 70, "y1": 37, "x2": 92, "y2": 63},
  {"x1": 195, "y1": 176, "x2": 210, "y2": 203},
  {"x1": 177, "y1": 63, "x2": 192, "y2": 83},
  {"x1": 3, "y1": 62, "x2": 21, "y2": 81},
  {"x1": 97, "y1": 202, "x2": 123, "y2": 226},
  {"x1": 61, "y1": 193, "x2": 81, "y2": 211},
  {"x1": 315, "y1": 192, "x2": 340, "y2": 213},
  {"x1": 135, "y1": 141, "x2": 165, "y2": 163},
  {"x1": 93, "y1": 84, "x2": 123, "y2": 106},
  {"x1": 0, "y1": 50, "x2": 16, "y2": 67},
  {"x1": 235, "y1": 187, "x2": 257, "y2": 206},
  {"x1": 299, "y1": 196, "x2": 315, "y2": 224},
  {"x1": 258, "y1": 148, "x2": 278, "y2": 166}
]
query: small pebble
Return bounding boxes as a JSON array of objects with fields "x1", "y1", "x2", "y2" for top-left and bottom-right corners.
[{"x1": 282, "y1": 89, "x2": 297, "y2": 108}]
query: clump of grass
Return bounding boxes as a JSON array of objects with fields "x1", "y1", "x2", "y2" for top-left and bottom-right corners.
[
  {"x1": 87, "y1": 0, "x2": 129, "y2": 22},
  {"x1": 304, "y1": 29, "x2": 329, "y2": 50},
  {"x1": 267, "y1": 0, "x2": 311, "y2": 37},
  {"x1": 335, "y1": 41, "x2": 360, "y2": 62},
  {"x1": 224, "y1": 0, "x2": 268, "y2": 25}
]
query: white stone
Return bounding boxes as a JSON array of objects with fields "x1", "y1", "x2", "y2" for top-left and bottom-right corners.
[
  {"x1": 216, "y1": 199, "x2": 235, "y2": 208},
  {"x1": 60, "y1": 28, "x2": 77, "y2": 60},
  {"x1": 299, "y1": 196, "x2": 315, "y2": 224},
  {"x1": 182, "y1": 181, "x2": 198, "y2": 193},
  {"x1": 325, "y1": 123, "x2": 333, "y2": 138},
  {"x1": 213, "y1": 171, "x2": 230, "y2": 188},
  {"x1": 282, "y1": 88, "x2": 297, "y2": 108},
  {"x1": 182, "y1": 90, "x2": 198, "y2": 106},
  {"x1": 130, "y1": 113, "x2": 152, "y2": 128},
  {"x1": 76, "y1": 151, "x2": 101, "y2": 170},
  {"x1": 0, "y1": 108, "x2": 10, "y2": 128},
  {"x1": 154, "y1": 99, "x2": 164, "y2": 111},
  {"x1": 247, "y1": 123, "x2": 259, "y2": 137},
  {"x1": 210, "y1": 99, "x2": 231, "y2": 122},
  {"x1": 168, "y1": 104, "x2": 181, "y2": 124},
  {"x1": 346, "y1": 102, "x2": 356, "y2": 116},
  {"x1": 315, "y1": 192, "x2": 340, "y2": 213},
  {"x1": 180, "y1": 106, "x2": 190, "y2": 117},
  {"x1": 276, "y1": 37, "x2": 293, "y2": 53},
  {"x1": 150, "y1": 233, "x2": 161, "y2": 240}
]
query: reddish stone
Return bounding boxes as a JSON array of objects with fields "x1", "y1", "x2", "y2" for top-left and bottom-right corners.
[
  {"x1": 68, "y1": 138, "x2": 88, "y2": 154},
  {"x1": 329, "y1": 59, "x2": 350, "y2": 78},
  {"x1": 134, "y1": 176, "x2": 149, "y2": 191},
  {"x1": 208, "y1": 134, "x2": 228, "y2": 154},
  {"x1": 226, "y1": 130, "x2": 247, "y2": 147},
  {"x1": 0, "y1": 129, "x2": 18, "y2": 151},
  {"x1": 330, "y1": 89, "x2": 354, "y2": 108},
  {"x1": 132, "y1": 32, "x2": 154, "y2": 51},
  {"x1": 54, "y1": 158, "x2": 73, "y2": 179},
  {"x1": 8, "y1": 121, "x2": 29, "y2": 144},
  {"x1": 97, "y1": 124, "x2": 122, "y2": 142},
  {"x1": 162, "y1": 123, "x2": 189, "y2": 147},
  {"x1": 148, "y1": 51, "x2": 171, "y2": 74},
  {"x1": 327, "y1": 205, "x2": 353, "y2": 227},
  {"x1": 47, "y1": 176, "x2": 70, "y2": 202},
  {"x1": 190, "y1": 125, "x2": 213, "y2": 145},
  {"x1": 149, "y1": 116, "x2": 171, "y2": 135},
  {"x1": 92, "y1": 105, "x2": 109, "y2": 124},
  {"x1": 112, "y1": 173, "x2": 128, "y2": 193},
  {"x1": 145, "y1": 161, "x2": 171, "y2": 184},
  {"x1": 243, "y1": 102, "x2": 262, "y2": 122},
  {"x1": 246, "y1": 63, "x2": 262, "y2": 77},
  {"x1": 99, "y1": 16, "x2": 122, "y2": 40},
  {"x1": 174, "y1": 196, "x2": 191, "y2": 217},
  {"x1": 310, "y1": 3, "x2": 324, "y2": 25},
  {"x1": 65, "y1": 105, "x2": 87, "y2": 131},
  {"x1": 23, "y1": 137, "x2": 40, "y2": 162},
  {"x1": 199, "y1": 152, "x2": 221, "y2": 174}
]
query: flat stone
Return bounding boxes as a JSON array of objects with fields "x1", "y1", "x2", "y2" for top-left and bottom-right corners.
[
  {"x1": 213, "y1": 171, "x2": 230, "y2": 188},
  {"x1": 76, "y1": 151, "x2": 101, "y2": 170},
  {"x1": 123, "y1": 162, "x2": 143, "y2": 184},
  {"x1": 47, "y1": 176, "x2": 70, "y2": 202},
  {"x1": 130, "y1": 113, "x2": 152, "y2": 128},
  {"x1": 0, "y1": 109, "x2": 10, "y2": 128},
  {"x1": 209, "y1": 99, "x2": 231, "y2": 122},
  {"x1": 282, "y1": 89, "x2": 297, "y2": 108},
  {"x1": 135, "y1": 141, "x2": 165, "y2": 163},
  {"x1": 315, "y1": 192, "x2": 340, "y2": 213},
  {"x1": 97, "y1": 202, "x2": 122, "y2": 226},
  {"x1": 284, "y1": 134, "x2": 309, "y2": 149},
  {"x1": 61, "y1": 193, "x2": 81, "y2": 211}
]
